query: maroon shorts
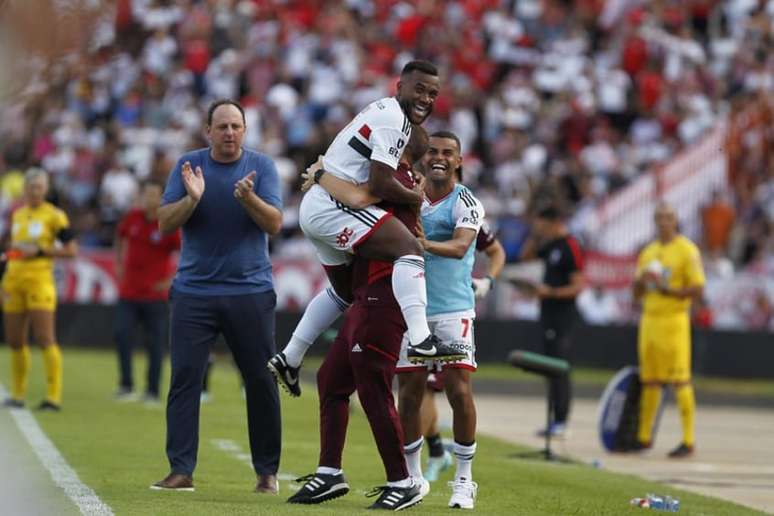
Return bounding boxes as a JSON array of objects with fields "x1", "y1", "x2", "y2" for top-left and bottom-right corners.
[
  {"x1": 427, "y1": 371, "x2": 445, "y2": 392},
  {"x1": 337, "y1": 299, "x2": 406, "y2": 362}
]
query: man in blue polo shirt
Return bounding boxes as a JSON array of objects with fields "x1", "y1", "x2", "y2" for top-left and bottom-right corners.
[{"x1": 150, "y1": 99, "x2": 283, "y2": 494}]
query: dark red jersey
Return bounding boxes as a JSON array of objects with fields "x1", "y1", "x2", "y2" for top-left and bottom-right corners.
[
  {"x1": 476, "y1": 219, "x2": 496, "y2": 251},
  {"x1": 117, "y1": 209, "x2": 181, "y2": 301},
  {"x1": 350, "y1": 163, "x2": 419, "y2": 310}
]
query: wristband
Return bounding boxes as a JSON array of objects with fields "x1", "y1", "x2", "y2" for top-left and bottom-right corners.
[{"x1": 313, "y1": 169, "x2": 326, "y2": 184}]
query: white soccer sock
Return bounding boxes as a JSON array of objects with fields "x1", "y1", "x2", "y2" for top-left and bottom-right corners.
[
  {"x1": 387, "y1": 477, "x2": 414, "y2": 488},
  {"x1": 453, "y1": 441, "x2": 476, "y2": 481},
  {"x1": 316, "y1": 466, "x2": 343, "y2": 476},
  {"x1": 404, "y1": 437, "x2": 424, "y2": 480},
  {"x1": 283, "y1": 287, "x2": 349, "y2": 368},
  {"x1": 392, "y1": 255, "x2": 431, "y2": 345}
]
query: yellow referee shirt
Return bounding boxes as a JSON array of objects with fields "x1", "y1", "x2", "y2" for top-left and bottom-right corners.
[
  {"x1": 5, "y1": 202, "x2": 70, "y2": 278},
  {"x1": 636, "y1": 235, "x2": 705, "y2": 316}
]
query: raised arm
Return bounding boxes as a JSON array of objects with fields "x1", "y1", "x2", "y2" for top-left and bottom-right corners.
[
  {"x1": 234, "y1": 170, "x2": 283, "y2": 235},
  {"x1": 421, "y1": 227, "x2": 477, "y2": 259},
  {"x1": 159, "y1": 162, "x2": 203, "y2": 234}
]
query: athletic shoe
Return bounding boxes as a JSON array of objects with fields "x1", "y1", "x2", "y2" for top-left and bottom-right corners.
[
  {"x1": 535, "y1": 423, "x2": 568, "y2": 439},
  {"x1": 414, "y1": 476, "x2": 430, "y2": 497},
  {"x1": 267, "y1": 352, "x2": 301, "y2": 397},
  {"x1": 255, "y1": 474, "x2": 279, "y2": 494},
  {"x1": 287, "y1": 473, "x2": 349, "y2": 504},
  {"x1": 407, "y1": 335, "x2": 466, "y2": 364},
  {"x1": 114, "y1": 387, "x2": 137, "y2": 402},
  {"x1": 2, "y1": 398, "x2": 24, "y2": 409},
  {"x1": 142, "y1": 393, "x2": 161, "y2": 405},
  {"x1": 366, "y1": 482, "x2": 422, "y2": 511},
  {"x1": 424, "y1": 451, "x2": 453, "y2": 482},
  {"x1": 36, "y1": 400, "x2": 61, "y2": 412},
  {"x1": 667, "y1": 442, "x2": 694, "y2": 459},
  {"x1": 150, "y1": 473, "x2": 195, "y2": 491},
  {"x1": 448, "y1": 478, "x2": 478, "y2": 509}
]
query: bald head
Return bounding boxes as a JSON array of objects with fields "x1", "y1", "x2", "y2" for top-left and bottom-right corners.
[{"x1": 654, "y1": 202, "x2": 678, "y2": 241}]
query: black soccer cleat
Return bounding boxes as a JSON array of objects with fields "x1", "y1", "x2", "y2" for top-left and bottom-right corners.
[
  {"x1": 36, "y1": 400, "x2": 61, "y2": 412},
  {"x1": 267, "y1": 352, "x2": 301, "y2": 397},
  {"x1": 667, "y1": 442, "x2": 694, "y2": 459},
  {"x1": 2, "y1": 398, "x2": 24, "y2": 409},
  {"x1": 287, "y1": 473, "x2": 349, "y2": 504},
  {"x1": 366, "y1": 482, "x2": 423, "y2": 511},
  {"x1": 407, "y1": 334, "x2": 466, "y2": 364}
]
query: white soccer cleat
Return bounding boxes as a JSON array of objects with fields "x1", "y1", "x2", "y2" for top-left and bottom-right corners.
[
  {"x1": 448, "y1": 478, "x2": 477, "y2": 509},
  {"x1": 415, "y1": 476, "x2": 430, "y2": 497}
]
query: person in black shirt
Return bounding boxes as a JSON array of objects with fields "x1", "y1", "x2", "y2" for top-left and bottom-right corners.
[{"x1": 521, "y1": 206, "x2": 585, "y2": 438}]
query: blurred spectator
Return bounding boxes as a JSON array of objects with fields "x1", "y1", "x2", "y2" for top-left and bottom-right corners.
[
  {"x1": 701, "y1": 190, "x2": 735, "y2": 254},
  {"x1": 745, "y1": 290, "x2": 774, "y2": 331},
  {"x1": 577, "y1": 284, "x2": 621, "y2": 325},
  {"x1": 0, "y1": 0, "x2": 771, "y2": 332}
]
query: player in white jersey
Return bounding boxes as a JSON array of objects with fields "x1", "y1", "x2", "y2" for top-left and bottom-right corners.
[
  {"x1": 395, "y1": 131, "x2": 483, "y2": 509},
  {"x1": 269, "y1": 61, "x2": 464, "y2": 397}
]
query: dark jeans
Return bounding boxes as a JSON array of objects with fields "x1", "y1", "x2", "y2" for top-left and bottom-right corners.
[
  {"x1": 165, "y1": 288, "x2": 280, "y2": 477},
  {"x1": 541, "y1": 306, "x2": 579, "y2": 425},
  {"x1": 114, "y1": 300, "x2": 168, "y2": 396}
]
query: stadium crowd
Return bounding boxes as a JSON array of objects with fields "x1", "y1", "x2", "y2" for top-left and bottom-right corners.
[{"x1": 0, "y1": 0, "x2": 771, "y2": 269}]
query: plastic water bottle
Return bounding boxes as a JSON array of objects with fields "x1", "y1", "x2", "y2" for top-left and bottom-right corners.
[{"x1": 630, "y1": 494, "x2": 680, "y2": 512}]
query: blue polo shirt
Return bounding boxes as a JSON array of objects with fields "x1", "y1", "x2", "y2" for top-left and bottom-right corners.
[{"x1": 162, "y1": 147, "x2": 282, "y2": 296}]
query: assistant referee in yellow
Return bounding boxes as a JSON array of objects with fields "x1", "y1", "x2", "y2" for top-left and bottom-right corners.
[
  {"x1": 2, "y1": 168, "x2": 77, "y2": 411},
  {"x1": 632, "y1": 202, "x2": 704, "y2": 458}
]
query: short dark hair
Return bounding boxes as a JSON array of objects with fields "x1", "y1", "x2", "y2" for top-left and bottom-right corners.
[
  {"x1": 401, "y1": 60, "x2": 439, "y2": 77},
  {"x1": 430, "y1": 131, "x2": 461, "y2": 152},
  {"x1": 207, "y1": 99, "x2": 246, "y2": 126},
  {"x1": 536, "y1": 205, "x2": 562, "y2": 221}
]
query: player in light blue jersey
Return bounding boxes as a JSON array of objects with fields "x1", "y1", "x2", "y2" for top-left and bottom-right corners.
[{"x1": 396, "y1": 131, "x2": 483, "y2": 509}]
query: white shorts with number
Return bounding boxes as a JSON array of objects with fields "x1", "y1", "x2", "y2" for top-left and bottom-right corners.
[
  {"x1": 299, "y1": 184, "x2": 392, "y2": 266},
  {"x1": 396, "y1": 316, "x2": 477, "y2": 372}
]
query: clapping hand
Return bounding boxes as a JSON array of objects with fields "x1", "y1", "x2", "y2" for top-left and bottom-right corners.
[
  {"x1": 234, "y1": 170, "x2": 257, "y2": 200},
  {"x1": 182, "y1": 162, "x2": 205, "y2": 202}
]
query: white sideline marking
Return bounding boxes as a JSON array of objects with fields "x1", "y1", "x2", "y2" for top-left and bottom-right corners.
[
  {"x1": 210, "y1": 438, "x2": 299, "y2": 487},
  {"x1": 0, "y1": 384, "x2": 114, "y2": 516}
]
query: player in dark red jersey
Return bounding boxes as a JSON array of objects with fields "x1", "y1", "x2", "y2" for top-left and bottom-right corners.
[{"x1": 286, "y1": 127, "x2": 428, "y2": 511}]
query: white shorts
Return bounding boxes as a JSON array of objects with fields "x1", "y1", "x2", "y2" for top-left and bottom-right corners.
[
  {"x1": 299, "y1": 184, "x2": 392, "y2": 266},
  {"x1": 396, "y1": 317, "x2": 477, "y2": 372}
]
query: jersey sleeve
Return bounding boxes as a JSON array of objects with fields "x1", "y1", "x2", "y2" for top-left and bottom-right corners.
[
  {"x1": 453, "y1": 189, "x2": 485, "y2": 232},
  {"x1": 53, "y1": 209, "x2": 74, "y2": 243},
  {"x1": 683, "y1": 242, "x2": 706, "y2": 288},
  {"x1": 162, "y1": 158, "x2": 187, "y2": 205},
  {"x1": 565, "y1": 236, "x2": 584, "y2": 272},
  {"x1": 255, "y1": 155, "x2": 283, "y2": 209},
  {"x1": 369, "y1": 106, "x2": 410, "y2": 170},
  {"x1": 476, "y1": 219, "x2": 496, "y2": 251}
]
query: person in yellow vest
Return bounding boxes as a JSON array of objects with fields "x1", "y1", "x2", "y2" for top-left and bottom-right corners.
[
  {"x1": 632, "y1": 202, "x2": 705, "y2": 458},
  {"x1": 2, "y1": 168, "x2": 77, "y2": 411}
]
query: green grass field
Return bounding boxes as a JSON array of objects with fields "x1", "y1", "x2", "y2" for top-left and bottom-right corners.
[{"x1": 0, "y1": 347, "x2": 763, "y2": 515}]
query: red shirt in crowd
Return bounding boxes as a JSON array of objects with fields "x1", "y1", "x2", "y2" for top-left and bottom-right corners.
[{"x1": 117, "y1": 209, "x2": 181, "y2": 301}]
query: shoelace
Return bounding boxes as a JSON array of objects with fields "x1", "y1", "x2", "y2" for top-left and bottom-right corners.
[
  {"x1": 294, "y1": 473, "x2": 318, "y2": 483},
  {"x1": 365, "y1": 485, "x2": 387, "y2": 498},
  {"x1": 448, "y1": 480, "x2": 477, "y2": 497}
]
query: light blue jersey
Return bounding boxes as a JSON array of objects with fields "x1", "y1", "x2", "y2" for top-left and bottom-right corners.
[{"x1": 422, "y1": 184, "x2": 485, "y2": 318}]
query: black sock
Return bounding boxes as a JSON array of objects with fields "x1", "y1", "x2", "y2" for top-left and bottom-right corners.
[{"x1": 426, "y1": 434, "x2": 444, "y2": 458}]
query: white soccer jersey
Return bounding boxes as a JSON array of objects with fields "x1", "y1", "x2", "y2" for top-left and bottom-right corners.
[{"x1": 322, "y1": 97, "x2": 412, "y2": 184}]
